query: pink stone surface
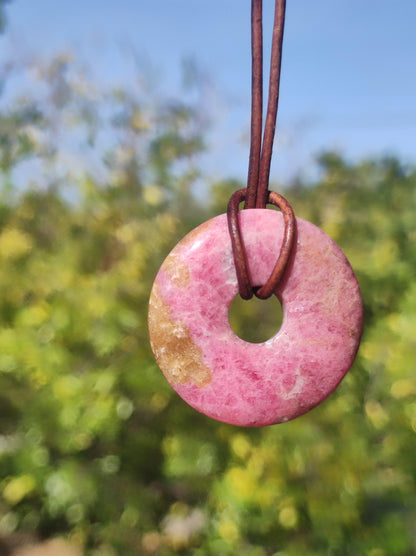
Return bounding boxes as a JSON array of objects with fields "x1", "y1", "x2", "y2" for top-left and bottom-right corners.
[{"x1": 148, "y1": 209, "x2": 363, "y2": 427}]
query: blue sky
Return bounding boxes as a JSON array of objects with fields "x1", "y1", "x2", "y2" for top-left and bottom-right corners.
[{"x1": 1, "y1": 0, "x2": 415, "y2": 183}]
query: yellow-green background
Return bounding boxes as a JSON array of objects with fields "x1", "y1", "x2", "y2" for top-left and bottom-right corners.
[{"x1": 0, "y1": 7, "x2": 415, "y2": 555}]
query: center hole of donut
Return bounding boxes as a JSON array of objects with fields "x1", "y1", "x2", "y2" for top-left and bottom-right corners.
[{"x1": 229, "y1": 294, "x2": 283, "y2": 344}]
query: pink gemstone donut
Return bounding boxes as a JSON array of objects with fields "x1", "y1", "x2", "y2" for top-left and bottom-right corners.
[{"x1": 148, "y1": 209, "x2": 363, "y2": 427}]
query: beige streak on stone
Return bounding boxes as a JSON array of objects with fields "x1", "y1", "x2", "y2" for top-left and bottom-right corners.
[
  {"x1": 162, "y1": 251, "x2": 190, "y2": 287},
  {"x1": 148, "y1": 283, "x2": 212, "y2": 388},
  {"x1": 162, "y1": 220, "x2": 213, "y2": 289}
]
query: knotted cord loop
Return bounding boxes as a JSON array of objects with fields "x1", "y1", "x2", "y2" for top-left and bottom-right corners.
[
  {"x1": 227, "y1": 188, "x2": 296, "y2": 300},
  {"x1": 227, "y1": 0, "x2": 295, "y2": 299}
]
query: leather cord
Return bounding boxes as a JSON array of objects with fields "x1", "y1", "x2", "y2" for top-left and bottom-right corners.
[{"x1": 227, "y1": 0, "x2": 296, "y2": 300}]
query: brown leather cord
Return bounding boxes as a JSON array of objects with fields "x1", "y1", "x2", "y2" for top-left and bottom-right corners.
[
  {"x1": 227, "y1": 188, "x2": 295, "y2": 300},
  {"x1": 245, "y1": 0, "x2": 263, "y2": 209},
  {"x1": 227, "y1": 0, "x2": 296, "y2": 300},
  {"x1": 256, "y1": 0, "x2": 286, "y2": 209},
  {"x1": 227, "y1": 189, "x2": 253, "y2": 300}
]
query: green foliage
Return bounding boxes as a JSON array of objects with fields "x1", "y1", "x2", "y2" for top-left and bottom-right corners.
[{"x1": 0, "y1": 54, "x2": 415, "y2": 556}]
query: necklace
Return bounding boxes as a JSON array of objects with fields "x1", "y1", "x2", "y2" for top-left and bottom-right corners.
[{"x1": 148, "y1": 0, "x2": 363, "y2": 426}]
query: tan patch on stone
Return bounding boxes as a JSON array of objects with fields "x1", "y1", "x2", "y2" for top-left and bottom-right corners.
[
  {"x1": 180, "y1": 219, "x2": 212, "y2": 247},
  {"x1": 148, "y1": 283, "x2": 212, "y2": 388},
  {"x1": 349, "y1": 325, "x2": 361, "y2": 340},
  {"x1": 161, "y1": 220, "x2": 213, "y2": 288},
  {"x1": 163, "y1": 251, "x2": 190, "y2": 288}
]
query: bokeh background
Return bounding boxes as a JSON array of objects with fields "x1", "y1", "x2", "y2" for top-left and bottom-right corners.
[{"x1": 0, "y1": 1, "x2": 415, "y2": 555}]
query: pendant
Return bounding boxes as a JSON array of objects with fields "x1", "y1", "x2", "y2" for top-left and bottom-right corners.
[{"x1": 148, "y1": 209, "x2": 363, "y2": 427}]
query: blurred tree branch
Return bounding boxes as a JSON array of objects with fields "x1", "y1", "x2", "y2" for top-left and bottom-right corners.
[{"x1": 0, "y1": 0, "x2": 11, "y2": 33}]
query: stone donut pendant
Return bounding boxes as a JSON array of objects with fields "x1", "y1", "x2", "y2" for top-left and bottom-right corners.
[{"x1": 148, "y1": 209, "x2": 363, "y2": 427}]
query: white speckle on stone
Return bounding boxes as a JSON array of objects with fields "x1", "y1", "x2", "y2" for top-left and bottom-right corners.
[{"x1": 189, "y1": 239, "x2": 203, "y2": 252}]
